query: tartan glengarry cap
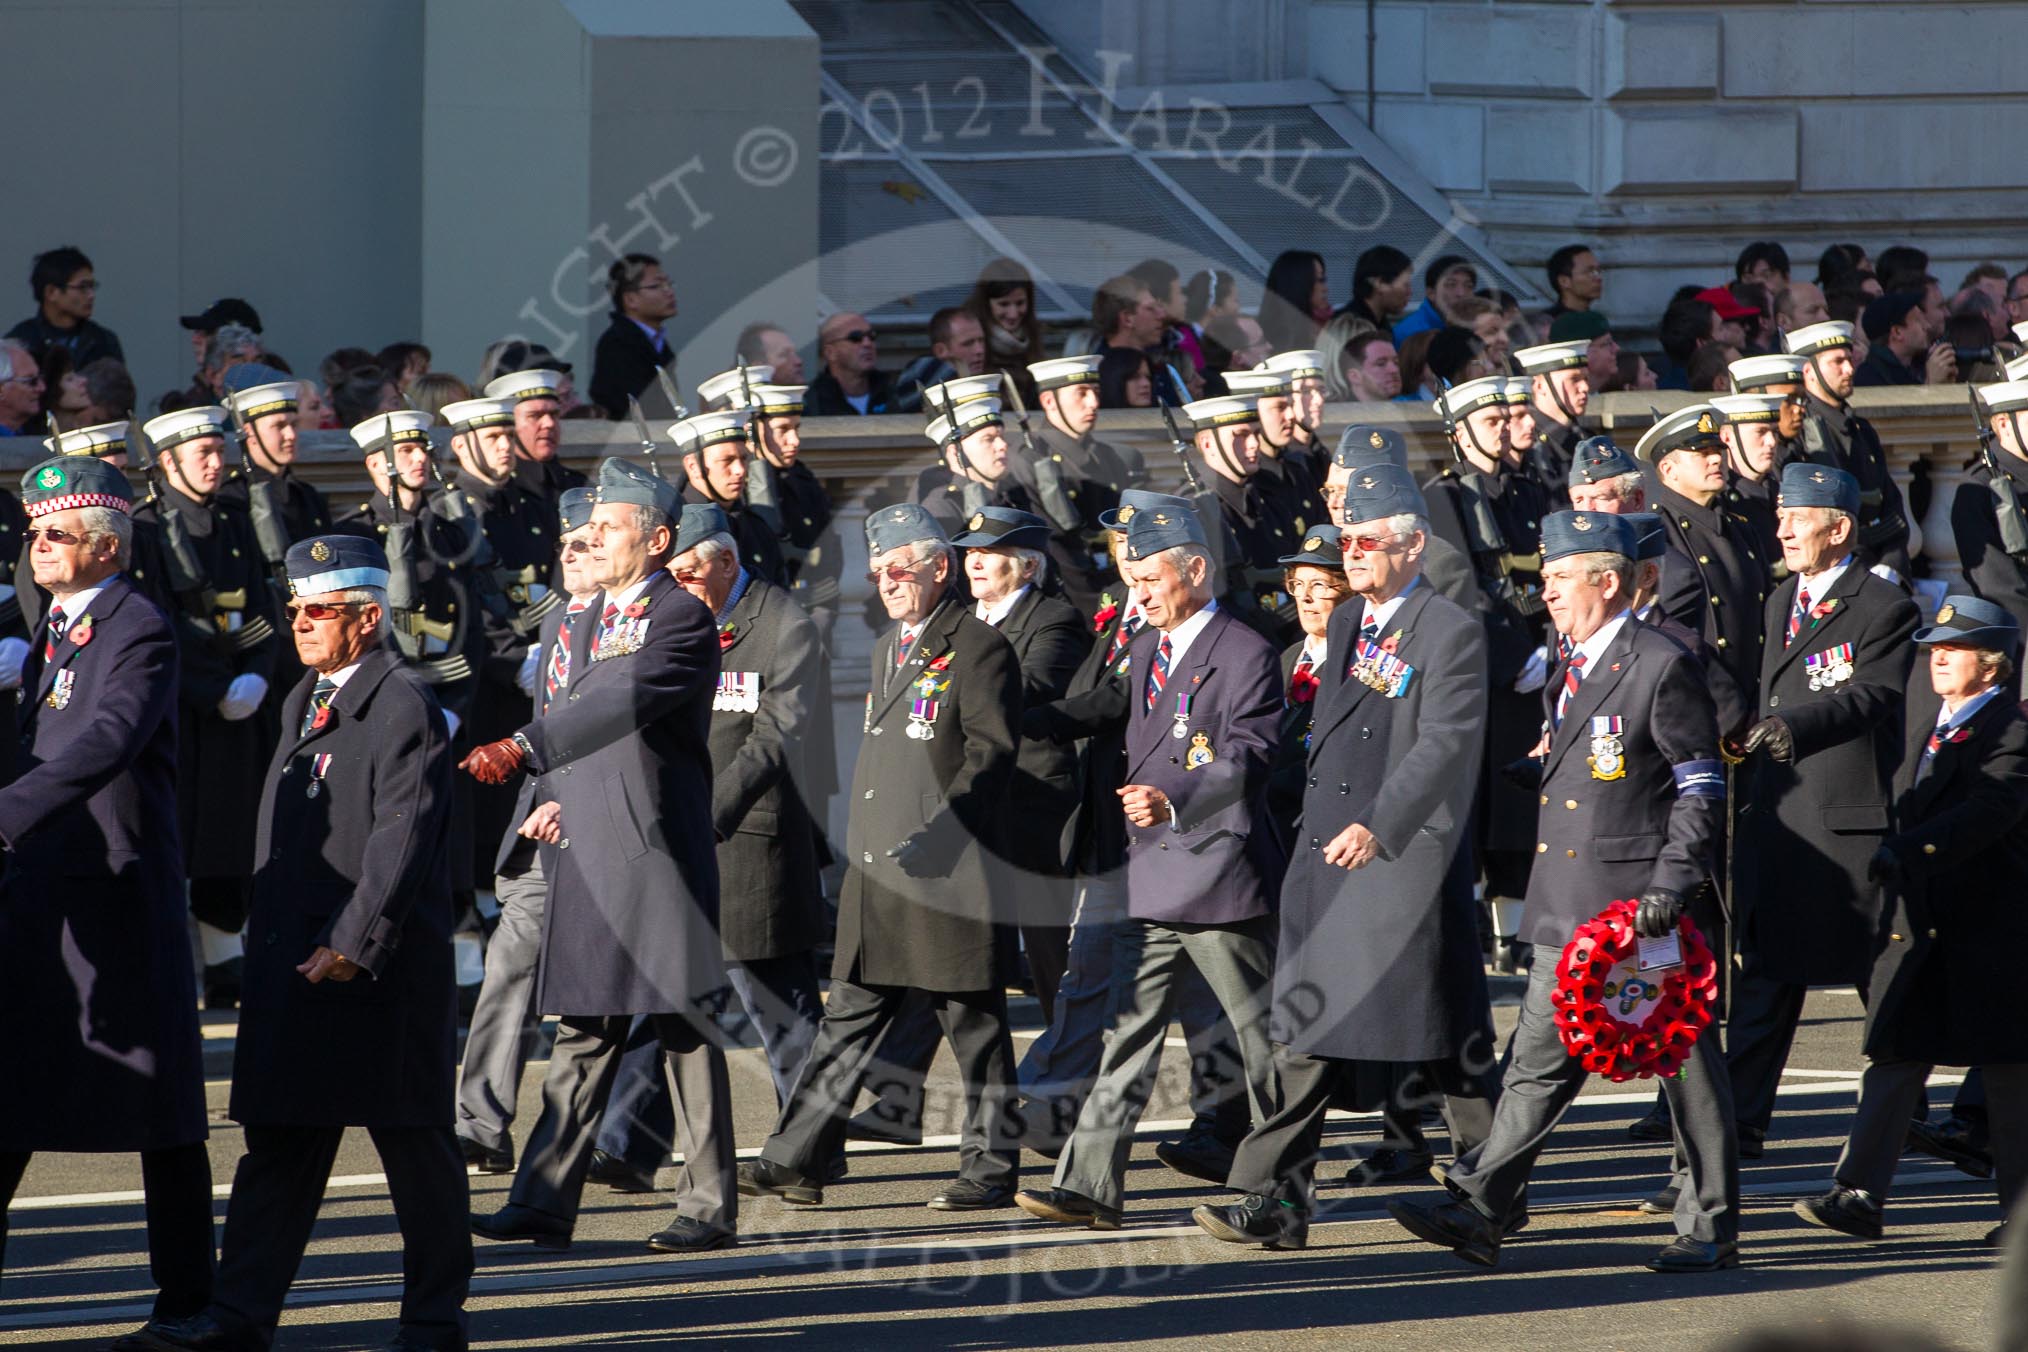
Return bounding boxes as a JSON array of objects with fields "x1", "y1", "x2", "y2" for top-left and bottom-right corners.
[
  {"x1": 594, "y1": 457, "x2": 682, "y2": 517},
  {"x1": 1776, "y1": 461, "x2": 1861, "y2": 515},
  {"x1": 865, "y1": 502, "x2": 947, "y2": 557},
  {"x1": 286, "y1": 535, "x2": 390, "y2": 596},
  {"x1": 20, "y1": 455, "x2": 133, "y2": 518},
  {"x1": 1540, "y1": 509, "x2": 1636, "y2": 564}
]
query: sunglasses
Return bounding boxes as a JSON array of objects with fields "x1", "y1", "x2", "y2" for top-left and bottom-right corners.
[
  {"x1": 27, "y1": 525, "x2": 94, "y2": 545},
  {"x1": 285, "y1": 600, "x2": 366, "y2": 622},
  {"x1": 1340, "y1": 533, "x2": 1403, "y2": 554},
  {"x1": 557, "y1": 538, "x2": 592, "y2": 557},
  {"x1": 831, "y1": 329, "x2": 877, "y2": 345},
  {"x1": 865, "y1": 562, "x2": 926, "y2": 584}
]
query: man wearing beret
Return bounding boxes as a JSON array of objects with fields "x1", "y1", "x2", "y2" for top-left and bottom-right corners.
[
  {"x1": 1198, "y1": 469, "x2": 1499, "y2": 1247},
  {"x1": 740, "y1": 502, "x2": 1027, "y2": 1211},
  {"x1": 1797, "y1": 595, "x2": 2028, "y2": 1249},
  {"x1": 1392, "y1": 509, "x2": 1738, "y2": 1273},
  {"x1": 1784, "y1": 321, "x2": 1914, "y2": 581},
  {"x1": 454, "y1": 487, "x2": 600, "y2": 1175},
  {"x1": 464, "y1": 458, "x2": 737, "y2": 1254},
  {"x1": 1014, "y1": 504, "x2": 1285, "y2": 1229},
  {"x1": 1724, "y1": 462, "x2": 1918, "y2": 1159},
  {"x1": 0, "y1": 457, "x2": 213, "y2": 1331},
  {"x1": 134, "y1": 405, "x2": 285, "y2": 1010},
  {"x1": 130, "y1": 534, "x2": 468, "y2": 1352}
]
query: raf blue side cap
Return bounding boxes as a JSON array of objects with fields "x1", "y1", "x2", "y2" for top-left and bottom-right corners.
[
  {"x1": 1100, "y1": 488, "x2": 1193, "y2": 533},
  {"x1": 1339, "y1": 462, "x2": 1425, "y2": 526},
  {"x1": 1776, "y1": 461, "x2": 1861, "y2": 515},
  {"x1": 1279, "y1": 524, "x2": 1347, "y2": 568},
  {"x1": 1569, "y1": 435, "x2": 1641, "y2": 487},
  {"x1": 558, "y1": 486, "x2": 596, "y2": 534},
  {"x1": 1124, "y1": 502, "x2": 1208, "y2": 560},
  {"x1": 866, "y1": 501, "x2": 946, "y2": 557},
  {"x1": 673, "y1": 502, "x2": 730, "y2": 557},
  {"x1": 1541, "y1": 509, "x2": 1636, "y2": 563},
  {"x1": 1913, "y1": 593, "x2": 2021, "y2": 655},
  {"x1": 1333, "y1": 424, "x2": 1407, "y2": 472},
  {"x1": 594, "y1": 457, "x2": 681, "y2": 517},
  {"x1": 1623, "y1": 511, "x2": 1669, "y2": 562},
  {"x1": 950, "y1": 505, "x2": 1050, "y2": 551},
  {"x1": 286, "y1": 535, "x2": 390, "y2": 596}
]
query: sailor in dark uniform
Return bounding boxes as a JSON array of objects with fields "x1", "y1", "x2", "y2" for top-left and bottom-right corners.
[
  {"x1": 1784, "y1": 322, "x2": 1914, "y2": 581},
  {"x1": 1514, "y1": 339, "x2": 1593, "y2": 498}
]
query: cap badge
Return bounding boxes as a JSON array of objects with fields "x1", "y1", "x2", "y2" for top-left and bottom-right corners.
[
  {"x1": 1117, "y1": 505, "x2": 1136, "y2": 523},
  {"x1": 967, "y1": 512, "x2": 985, "y2": 531},
  {"x1": 1937, "y1": 603, "x2": 1956, "y2": 623},
  {"x1": 1369, "y1": 431, "x2": 1386, "y2": 449},
  {"x1": 1572, "y1": 514, "x2": 1592, "y2": 532},
  {"x1": 1696, "y1": 413, "x2": 1715, "y2": 434},
  {"x1": 1303, "y1": 535, "x2": 1322, "y2": 552},
  {"x1": 310, "y1": 540, "x2": 332, "y2": 562},
  {"x1": 35, "y1": 465, "x2": 63, "y2": 489},
  {"x1": 1809, "y1": 470, "x2": 1828, "y2": 484},
  {"x1": 1358, "y1": 475, "x2": 1378, "y2": 490},
  {"x1": 1151, "y1": 512, "x2": 1172, "y2": 525},
  {"x1": 889, "y1": 508, "x2": 909, "y2": 522}
]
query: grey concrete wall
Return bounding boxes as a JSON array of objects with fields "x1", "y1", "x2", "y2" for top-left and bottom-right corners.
[{"x1": 0, "y1": 0, "x2": 425, "y2": 406}]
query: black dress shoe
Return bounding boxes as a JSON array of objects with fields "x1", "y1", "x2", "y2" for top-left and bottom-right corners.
[
  {"x1": 1736, "y1": 1126, "x2": 1766, "y2": 1160},
  {"x1": 1905, "y1": 1117, "x2": 1994, "y2": 1180},
  {"x1": 824, "y1": 1153, "x2": 850, "y2": 1183},
  {"x1": 1646, "y1": 1237, "x2": 1739, "y2": 1272},
  {"x1": 1192, "y1": 1194, "x2": 1308, "y2": 1250},
  {"x1": 113, "y1": 1312, "x2": 266, "y2": 1351},
  {"x1": 646, "y1": 1216, "x2": 738, "y2": 1253},
  {"x1": 1014, "y1": 1187, "x2": 1122, "y2": 1230},
  {"x1": 1345, "y1": 1147, "x2": 1436, "y2": 1188},
  {"x1": 736, "y1": 1157, "x2": 823, "y2": 1206},
  {"x1": 1641, "y1": 1183, "x2": 1681, "y2": 1216},
  {"x1": 458, "y1": 1135, "x2": 514, "y2": 1175},
  {"x1": 928, "y1": 1178, "x2": 1015, "y2": 1211},
  {"x1": 202, "y1": 960, "x2": 243, "y2": 1013},
  {"x1": 1387, "y1": 1196, "x2": 1501, "y2": 1268},
  {"x1": 1793, "y1": 1185, "x2": 1883, "y2": 1240},
  {"x1": 845, "y1": 1106, "x2": 923, "y2": 1146},
  {"x1": 470, "y1": 1203, "x2": 573, "y2": 1250},
  {"x1": 1155, "y1": 1131, "x2": 1237, "y2": 1185},
  {"x1": 1626, "y1": 1102, "x2": 1674, "y2": 1143},
  {"x1": 588, "y1": 1149, "x2": 658, "y2": 1194}
]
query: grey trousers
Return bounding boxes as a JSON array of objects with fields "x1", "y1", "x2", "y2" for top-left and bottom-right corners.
[
  {"x1": 1837, "y1": 1059, "x2": 2028, "y2": 1215},
  {"x1": 455, "y1": 861, "x2": 546, "y2": 1152},
  {"x1": 509, "y1": 1012, "x2": 735, "y2": 1230},
  {"x1": 1449, "y1": 963, "x2": 1740, "y2": 1244},
  {"x1": 1054, "y1": 916, "x2": 1279, "y2": 1212}
]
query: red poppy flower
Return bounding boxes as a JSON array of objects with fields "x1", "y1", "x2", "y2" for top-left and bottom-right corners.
[
  {"x1": 927, "y1": 653, "x2": 953, "y2": 672},
  {"x1": 1091, "y1": 604, "x2": 1118, "y2": 632},
  {"x1": 1287, "y1": 666, "x2": 1319, "y2": 705},
  {"x1": 624, "y1": 601, "x2": 648, "y2": 620},
  {"x1": 70, "y1": 619, "x2": 93, "y2": 649},
  {"x1": 312, "y1": 705, "x2": 333, "y2": 731},
  {"x1": 1550, "y1": 900, "x2": 1719, "y2": 1083},
  {"x1": 718, "y1": 624, "x2": 737, "y2": 651}
]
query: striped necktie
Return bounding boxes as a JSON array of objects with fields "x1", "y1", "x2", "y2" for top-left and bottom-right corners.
[
  {"x1": 543, "y1": 600, "x2": 589, "y2": 711},
  {"x1": 301, "y1": 678, "x2": 338, "y2": 737},
  {"x1": 43, "y1": 605, "x2": 64, "y2": 662},
  {"x1": 1554, "y1": 651, "x2": 1587, "y2": 727},
  {"x1": 1786, "y1": 584, "x2": 1810, "y2": 647},
  {"x1": 1145, "y1": 633, "x2": 1173, "y2": 713},
  {"x1": 1105, "y1": 608, "x2": 1145, "y2": 665}
]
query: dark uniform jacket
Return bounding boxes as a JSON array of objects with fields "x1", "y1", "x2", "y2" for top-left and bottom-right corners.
[
  {"x1": 1031, "y1": 420, "x2": 1142, "y2": 614},
  {"x1": 1735, "y1": 562, "x2": 1919, "y2": 984},
  {"x1": 1723, "y1": 472, "x2": 1782, "y2": 584},
  {"x1": 520, "y1": 571, "x2": 727, "y2": 1016},
  {"x1": 1038, "y1": 599, "x2": 1143, "y2": 879},
  {"x1": 1650, "y1": 480, "x2": 1772, "y2": 721},
  {"x1": 764, "y1": 457, "x2": 842, "y2": 612},
  {"x1": 981, "y1": 584, "x2": 1089, "y2": 896},
  {"x1": 837, "y1": 598, "x2": 1021, "y2": 992},
  {"x1": 1523, "y1": 616, "x2": 1726, "y2": 951},
  {"x1": 1866, "y1": 680, "x2": 2028, "y2": 1067},
  {"x1": 0, "y1": 488, "x2": 27, "y2": 784},
  {"x1": 709, "y1": 576, "x2": 827, "y2": 962},
  {"x1": 1276, "y1": 582, "x2": 1492, "y2": 1061},
  {"x1": 0, "y1": 575, "x2": 204, "y2": 1152},
  {"x1": 132, "y1": 483, "x2": 281, "y2": 882},
  {"x1": 1030, "y1": 605, "x2": 1285, "y2": 927},
  {"x1": 1791, "y1": 392, "x2": 1913, "y2": 578},
  {"x1": 492, "y1": 597, "x2": 588, "y2": 879},
  {"x1": 1952, "y1": 453, "x2": 2028, "y2": 635},
  {"x1": 1528, "y1": 412, "x2": 1583, "y2": 502},
  {"x1": 1269, "y1": 637, "x2": 1325, "y2": 840},
  {"x1": 681, "y1": 484, "x2": 786, "y2": 587},
  {"x1": 233, "y1": 649, "x2": 456, "y2": 1128},
  {"x1": 588, "y1": 310, "x2": 674, "y2": 420},
  {"x1": 912, "y1": 463, "x2": 1043, "y2": 542},
  {"x1": 218, "y1": 464, "x2": 334, "y2": 550},
  {"x1": 337, "y1": 490, "x2": 492, "y2": 722}
]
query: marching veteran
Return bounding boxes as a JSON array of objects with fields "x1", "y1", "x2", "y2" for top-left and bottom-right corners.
[{"x1": 0, "y1": 456, "x2": 213, "y2": 1327}]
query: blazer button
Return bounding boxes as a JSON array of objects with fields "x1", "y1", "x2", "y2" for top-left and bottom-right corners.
[
  {"x1": 1339, "y1": 783, "x2": 1349, "y2": 793},
  {"x1": 1922, "y1": 843, "x2": 1936, "y2": 855},
  {"x1": 1565, "y1": 800, "x2": 1577, "y2": 809},
  {"x1": 1307, "y1": 777, "x2": 1317, "y2": 788},
  {"x1": 1566, "y1": 849, "x2": 1576, "y2": 858},
  {"x1": 1768, "y1": 695, "x2": 1779, "y2": 708},
  {"x1": 1698, "y1": 555, "x2": 1710, "y2": 564},
  {"x1": 1891, "y1": 932, "x2": 1904, "y2": 942},
  {"x1": 863, "y1": 789, "x2": 875, "y2": 799},
  {"x1": 1926, "y1": 927, "x2": 1937, "y2": 939},
  {"x1": 560, "y1": 767, "x2": 570, "y2": 776},
  {"x1": 872, "y1": 727, "x2": 883, "y2": 736},
  {"x1": 1361, "y1": 728, "x2": 1372, "y2": 740},
  {"x1": 1170, "y1": 756, "x2": 1179, "y2": 764},
  {"x1": 862, "y1": 851, "x2": 874, "y2": 865},
  {"x1": 1716, "y1": 637, "x2": 1728, "y2": 648},
  {"x1": 1536, "y1": 842, "x2": 1547, "y2": 853},
  {"x1": 1539, "y1": 795, "x2": 1548, "y2": 806},
  {"x1": 1310, "y1": 837, "x2": 1319, "y2": 849},
  {"x1": 1158, "y1": 841, "x2": 1168, "y2": 850}
]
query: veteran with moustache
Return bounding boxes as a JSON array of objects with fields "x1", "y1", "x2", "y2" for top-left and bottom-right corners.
[
  {"x1": 1195, "y1": 464, "x2": 1499, "y2": 1250},
  {"x1": 1389, "y1": 510, "x2": 1740, "y2": 1275}
]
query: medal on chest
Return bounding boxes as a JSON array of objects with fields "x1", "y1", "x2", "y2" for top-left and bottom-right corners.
[
  {"x1": 1171, "y1": 690, "x2": 1194, "y2": 739},
  {"x1": 1350, "y1": 635, "x2": 1416, "y2": 698},
  {"x1": 713, "y1": 670, "x2": 760, "y2": 713},
  {"x1": 1587, "y1": 715, "x2": 1626, "y2": 782},
  {"x1": 907, "y1": 659, "x2": 953, "y2": 740},
  {"x1": 1804, "y1": 642, "x2": 1855, "y2": 692},
  {"x1": 594, "y1": 599, "x2": 654, "y2": 662},
  {"x1": 47, "y1": 668, "x2": 75, "y2": 710},
  {"x1": 306, "y1": 752, "x2": 333, "y2": 799}
]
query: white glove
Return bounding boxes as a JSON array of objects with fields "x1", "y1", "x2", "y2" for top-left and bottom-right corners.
[
  {"x1": 515, "y1": 643, "x2": 541, "y2": 697},
  {"x1": 1513, "y1": 645, "x2": 1550, "y2": 695},
  {"x1": 0, "y1": 636, "x2": 27, "y2": 691},
  {"x1": 443, "y1": 708, "x2": 462, "y2": 741},
  {"x1": 217, "y1": 672, "x2": 269, "y2": 721},
  {"x1": 1869, "y1": 562, "x2": 1904, "y2": 587}
]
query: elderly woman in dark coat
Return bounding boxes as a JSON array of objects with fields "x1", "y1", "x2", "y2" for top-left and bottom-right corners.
[{"x1": 1795, "y1": 595, "x2": 2028, "y2": 1249}]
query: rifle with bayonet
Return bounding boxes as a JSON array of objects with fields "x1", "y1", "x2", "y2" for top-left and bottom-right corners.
[
  {"x1": 733, "y1": 357, "x2": 785, "y2": 534},
  {"x1": 224, "y1": 395, "x2": 294, "y2": 587},
  {"x1": 1972, "y1": 383, "x2": 2028, "y2": 560},
  {"x1": 1000, "y1": 368, "x2": 1080, "y2": 535},
  {"x1": 936, "y1": 381, "x2": 993, "y2": 521},
  {"x1": 128, "y1": 410, "x2": 242, "y2": 644},
  {"x1": 1442, "y1": 378, "x2": 1541, "y2": 619},
  {"x1": 1157, "y1": 399, "x2": 1207, "y2": 496}
]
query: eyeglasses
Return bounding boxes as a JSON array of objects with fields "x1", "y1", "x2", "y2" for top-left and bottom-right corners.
[
  {"x1": 1, "y1": 371, "x2": 45, "y2": 387},
  {"x1": 25, "y1": 526, "x2": 86, "y2": 545},
  {"x1": 671, "y1": 566, "x2": 710, "y2": 585},
  {"x1": 830, "y1": 329, "x2": 878, "y2": 346},
  {"x1": 285, "y1": 600, "x2": 365, "y2": 622},
  {"x1": 865, "y1": 562, "x2": 926, "y2": 584},
  {"x1": 1288, "y1": 579, "x2": 1348, "y2": 601},
  {"x1": 63, "y1": 280, "x2": 99, "y2": 293},
  {"x1": 557, "y1": 538, "x2": 591, "y2": 557}
]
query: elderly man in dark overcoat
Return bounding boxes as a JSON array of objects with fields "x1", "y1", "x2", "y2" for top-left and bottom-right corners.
[
  {"x1": 1728, "y1": 462, "x2": 1919, "y2": 1155},
  {"x1": 129, "y1": 532, "x2": 467, "y2": 1352},
  {"x1": 739, "y1": 502, "x2": 1026, "y2": 1212},
  {"x1": 0, "y1": 456, "x2": 212, "y2": 1326},
  {"x1": 1195, "y1": 464, "x2": 1499, "y2": 1250},
  {"x1": 463, "y1": 458, "x2": 737, "y2": 1256}
]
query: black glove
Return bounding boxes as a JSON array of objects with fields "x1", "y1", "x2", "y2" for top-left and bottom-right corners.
[
  {"x1": 1634, "y1": 887, "x2": 1686, "y2": 939},
  {"x1": 1741, "y1": 716, "x2": 1794, "y2": 763},
  {"x1": 1499, "y1": 756, "x2": 1545, "y2": 792},
  {"x1": 1867, "y1": 845, "x2": 1903, "y2": 885},
  {"x1": 886, "y1": 834, "x2": 938, "y2": 879}
]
